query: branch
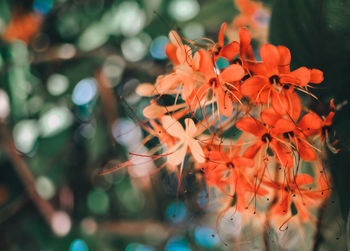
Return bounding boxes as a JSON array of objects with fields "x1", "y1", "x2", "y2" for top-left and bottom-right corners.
[
  {"x1": 98, "y1": 220, "x2": 173, "y2": 239},
  {"x1": 95, "y1": 69, "x2": 118, "y2": 145},
  {"x1": 0, "y1": 121, "x2": 56, "y2": 229}
]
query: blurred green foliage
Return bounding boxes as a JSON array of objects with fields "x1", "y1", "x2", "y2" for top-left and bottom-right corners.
[{"x1": 0, "y1": 0, "x2": 239, "y2": 250}]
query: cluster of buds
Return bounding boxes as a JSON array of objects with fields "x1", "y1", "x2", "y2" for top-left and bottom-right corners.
[{"x1": 135, "y1": 23, "x2": 335, "y2": 230}]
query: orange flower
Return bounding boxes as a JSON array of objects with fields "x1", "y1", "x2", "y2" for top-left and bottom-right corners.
[
  {"x1": 236, "y1": 115, "x2": 295, "y2": 167},
  {"x1": 187, "y1": 49, "x2": 244, "y2": 117},
  {"x1": 261, "y1": 108, "x2": 323, "y2": 161},
  {"x1": 128, "y1": 22, "x2": 335, "y2": 234},
  {"x1": 241, "y1": 44, "x2": 323, "y2": 118},
  {"x1": 160, "y1": 31, "x2": 205, "y2": 100},
  {"x1": 203, "y1": 149, "x2": 268, "y2": 211},
  {"x1": 264, "y1": 173, "x2": 323, "y2": 221},
  {"x1": 303, "y1": 99, "x2": 336, "y2": 142},
  {"x1": 161, "y1": 116, "x2": 204, "y2": 166}
]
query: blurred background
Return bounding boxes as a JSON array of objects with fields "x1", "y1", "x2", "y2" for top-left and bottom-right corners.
[{"x1": 0, "y1": 0, "x2": 348, "y2": 250}]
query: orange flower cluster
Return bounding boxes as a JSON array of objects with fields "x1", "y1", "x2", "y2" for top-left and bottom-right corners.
[{"x1": 135, "y1": 23, "x2": 334, "y2": 229}]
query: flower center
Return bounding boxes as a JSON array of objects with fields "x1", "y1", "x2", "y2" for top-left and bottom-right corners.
[
  {"x1": 283, "y1": 131, "x2": 294, "y2": 138},
  {"x1": 226, "y1": 162, "x2": 234, "y2": 169},
  {"x1": 214, "y1": 46, "x2": 222, "y2": 55},
  {"x1": 231, "y1": 58, "x2": 242, "y2": 65},
  {"x1": 321, "y1": 126, "x2": 331, "y2": 136},
  {"x1": 261, "y1": 133, "x2": 272, "y2": 143},
  {"x1": 241, "y1": 74, "x2": 250, "y2": 82},
  {"x1": 283, "y1": 84, "x2": 291, "y2": 90},
  {"x1": 209, "y1": 77, "x2": 219, "y2": 88},
  {"x1": 269, "y1": 75, "x2": 280, "y2": 84}
]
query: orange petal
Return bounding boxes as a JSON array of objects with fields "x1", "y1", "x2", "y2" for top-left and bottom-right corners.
[
  {"x1": 234, "y1": 157, "x2": 254, "y2": 167},
  {"x1": 295, "y1": 174, "x2": 314, "y2": 186},
  {"x1": 220, "y1": 63, "x2": 245, "y2": 82},
  {"x1": 198, "y1": 49, "x2": 215, "y2": 78},
  {"x1": 236, "y1": 117, "x2": 266, "y2": 136},
  {"x1": 241, "y1": 76, "x2": 268, "y2": 97},
  {"x1": 277, "y1": 45, "x2": 291, "y2": 73},
  {"x1": 243, "y1": 141, "x2": 264, "y2": 158},
  {"x1": 165, "y1": 43, "x2": 179, "y2": 64},
  {"x1": 270, "y1": 140, "x2": 293, "y2": 168},
  {"x1": 324, "y1": 100, "x2": 335, "y2": 126},
  {"x1": 298, "y1": 113, "x2": 323, "y2": 131},
  {"x1": 279, "y1": 74, "x2": 299, "y2": 85},
  {"x1": 271, "y1": 92, "x2": 289, "y2": 115},
  {"x1": 290, "y1": 67, "x2": 310, "y2": 86},
  {"x1": 192, "y1": 51, "x2": 201, "y2": 71},
  {"x1": 216, "y1": 87, "x2": 233, "y2": 117},
  {"x1": 257, "y1": 88, "x2": 271, "y2": 103},
  {"x1": 184, "y1": 118, "x2": 197, "y2": 137},
  {"x1": 181, "y1": 76, "x2": 195, "y2": 100},
  {"x1": 218, "y1": 22, "x2": 227, "y2": 46},
  {"x1": 158, "y1": 72, "x2": 180, "y2": 91},
  {"x1": 220, "y1": 41, "x2": 240, "y2": 61},
  {"x1": 263, "y1": 180, "x2": 280, "y2": 190},
  {"x1": 247, "y1": 61, "x2": 266, "y2": 75},
  {"x1": 143, "y1": 104, "x2": 167, "y2": 119},
  {"x1": 162, "y1": 115, "x2": 185, "y2": 137},
  {"x1": 271, "y1": 119, "x2": 295, "y2": 136},
  {"x1": 239, "y1": 27, "x2": 251, "y2": 58},
  {"x1": 260, "y1": 44, "x2": 279, "y2": 76},
  {"x1": 176, "y1": 44, "x2": 192, "y2": 65},
  {"x1": 167, "y1": 142, "x2": 187, "y2": 166},
  {"x1": 286, "y1": 90, "x2": 301, "y2": 122},
  {"x1": 186, "y1": 84, "x2": 207, "y2": 109},
  {"x1": 261, "y1": 107, "x2": 281, "y2": 126},
  {"x1": 297, "y1": 139, "x2": 316, "y2": 161},
  {"x1": 169, "y1": 30, "x2": 182, "y2": 47},
  {"x1": 136, "y1": 83, "x2": 157, "y2": 97},
  {"x1": 275, "y1": 192, "x2": 290, "y2": 215},
  {"x1": 188, "y1": 139, "x2": 205, "y2": 163},
  {"x1": 310, "y1": 69, "x2": 323, "y2": 83}
]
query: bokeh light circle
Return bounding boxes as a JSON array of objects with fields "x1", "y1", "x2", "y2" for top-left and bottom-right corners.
[
  {"x1": 51, "y1": 211, "x2": 71, "y2": 236},
  {"x1": 168, "y1": 0, "x2": 200, "y2": 22},
  {"x1": 47, "y1": 74, "x2": 69, "y2": 96},
  {"x1": 87, "y1": 188, "x2": 109, "y2": 214},
  {"x1": 69, "y1": 239, "x2": 89, "y2": 251},
  {"x1": 72, "y1": 78, "x2": 98, "y2": 106},
  {"x1": 194, "y1": 226, "x2": 219, "y2": 247}
]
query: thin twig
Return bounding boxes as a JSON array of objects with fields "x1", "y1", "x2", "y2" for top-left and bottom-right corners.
[
  {"x1": 98, "y1": 220, "x2": 173, "y2": 239},
  {"x1": 312, "y1": 198, "x2": 328, "y2": 251},
  {"x1": 30, "y1": 46, "x2": 164, "y2": 77},
  {"x1": 263, "y1": 163, "x2": 281, "y2": 251},
  {"x1": 0, "y1": 121, "x2": 56, "y2": 228},
  {"x1": 95, "y1": 69, "x2": 118, "y2": 145}
]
